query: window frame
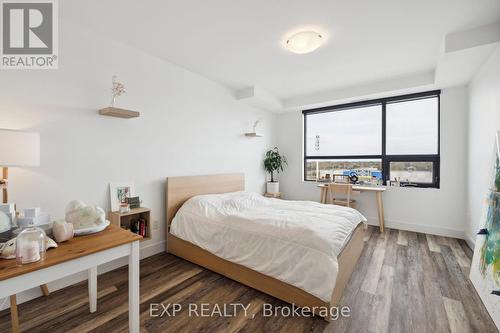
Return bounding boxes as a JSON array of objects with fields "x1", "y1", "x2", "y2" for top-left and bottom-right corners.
[{"x1": 303, "y1": 90, "x2": 441, "y2": 188}]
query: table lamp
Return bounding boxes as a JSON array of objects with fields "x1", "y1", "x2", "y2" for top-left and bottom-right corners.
[{"x1": 0, "y1": 129, "x2": 40, "y2": 204}]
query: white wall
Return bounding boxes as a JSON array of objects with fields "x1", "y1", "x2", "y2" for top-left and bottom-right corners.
[
  {"x1": 466, "y1": 46, "x2": 500, "y2": 246},
  {"x1": 0, "y1": 19, "x2": 275, "y2": 306},
  {"x1": 276, "y1": 86, "x2": 469, "y2": 238}
]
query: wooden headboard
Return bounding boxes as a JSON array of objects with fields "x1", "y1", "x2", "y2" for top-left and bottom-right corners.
[{"x1": 165, "y1": 173, "x2": 245, "y2": 229}]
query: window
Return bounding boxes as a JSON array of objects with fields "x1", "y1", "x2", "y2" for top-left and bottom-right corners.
[
  {"x1": 389, "y1": 161, "x2": 434, "y2": 184},
  {"x1": 305, "y1": 105, "x2": 382, "y2": 156},
  {"x1": 386, "y1": 98, "x2": 439, "y2": 155},
  {"x1": 305, "y1": 159, "x2": 382, "y2": 183},
  {"x1": 303, "y1": 90, "x2": 440, "y2": 188}
]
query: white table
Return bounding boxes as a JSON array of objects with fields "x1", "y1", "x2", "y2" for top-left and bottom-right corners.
[{"x1": 0, "y1": 225, "x2": 141, "y2": 333}]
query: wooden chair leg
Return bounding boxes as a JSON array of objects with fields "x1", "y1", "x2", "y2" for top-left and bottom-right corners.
[
  {"x1": 10, "y1": 295, "x2": 19, "y2": 333},
  {"x1": 9, "y1": 285, "x2": 48, "y2": 333},
  {"x1": 40, "y1": 284, "x2": 49, "y2": 296}
]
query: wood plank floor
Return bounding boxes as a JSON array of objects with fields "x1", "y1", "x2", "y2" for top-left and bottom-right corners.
[{"x1": 0, "y1": 226, "x2": 497, "y2": 333}]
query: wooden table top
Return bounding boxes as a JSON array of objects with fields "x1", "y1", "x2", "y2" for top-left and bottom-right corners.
[
  {"x1": 317, "y1": 183, "x2": 386, "y2": 192},
  {"x1": 0, "y1": 224, "x2": 142, "y2": 281}
]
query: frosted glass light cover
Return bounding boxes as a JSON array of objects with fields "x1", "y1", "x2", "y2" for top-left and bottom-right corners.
[
  {"x1": 286, "y1": 31, "x2": 323, "y2": 54},
  {"x1": 0, "y1": 129, "x2": 40, "y2": 167},
  {"x1": 16, "y1": 225, "x2": 46, "y2": 265}
]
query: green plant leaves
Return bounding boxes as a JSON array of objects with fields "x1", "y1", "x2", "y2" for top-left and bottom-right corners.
[{"x1": 264, "y1": 147, "x2": 288, "y2": 182}]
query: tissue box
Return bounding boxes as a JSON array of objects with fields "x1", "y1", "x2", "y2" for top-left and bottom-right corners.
[
  {"x1": 24, "y1": 207, "x2": 40, "y2": 218},
  {"x1": 17, "y1": 212, "x2": 50, "y2": 227},
  {"x1": 0, "y1": 203, "x2": 15, "y2": 214}
]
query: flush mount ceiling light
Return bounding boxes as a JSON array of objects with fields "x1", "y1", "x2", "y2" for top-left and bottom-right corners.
[{"x1": 285, "y1": 31, "x2": 323, "y2": 54}]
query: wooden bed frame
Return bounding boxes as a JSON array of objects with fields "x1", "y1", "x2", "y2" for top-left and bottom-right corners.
[{"x1": 165, "y1": 173, "x2": 364, "y2": 319}]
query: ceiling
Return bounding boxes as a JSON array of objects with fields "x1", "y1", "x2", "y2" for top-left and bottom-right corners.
[{"x1": 65, "y1": 0, "x2": 500, "y2": 111}]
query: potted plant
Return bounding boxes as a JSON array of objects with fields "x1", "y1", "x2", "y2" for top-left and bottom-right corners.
[{"x1": 264, "y1": 147, "x2": 287, "y2": 194}]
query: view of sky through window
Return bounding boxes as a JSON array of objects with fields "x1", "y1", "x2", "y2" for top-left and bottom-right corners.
[
  {"x1": 306, "y1": 105, "x2": 382, "y2": 156},
  {"x1": 386, "y1": 98, "x2": 438, "y2": 155}
]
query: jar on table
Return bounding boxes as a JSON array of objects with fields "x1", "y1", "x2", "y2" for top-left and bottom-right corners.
[{"x1": 15, "y1": 224, "x2": 46, "y2": 265}]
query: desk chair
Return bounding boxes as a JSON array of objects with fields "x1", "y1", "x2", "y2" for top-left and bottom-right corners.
[{"x1": 327, "y1": 183, "x2": 356, "y2": 208}]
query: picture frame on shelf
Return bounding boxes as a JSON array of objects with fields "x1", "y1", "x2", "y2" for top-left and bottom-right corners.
[
  {"x1": 126, "y1": 196, "x2": 141, "y2": 209},
  {"x1": 109, "y1": 182, "x2": 135, "y2": 212}
]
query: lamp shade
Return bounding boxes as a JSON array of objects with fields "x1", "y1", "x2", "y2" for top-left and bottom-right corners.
[{"x1": 0, "y1": 129, "x2": 40, "y2": 167}]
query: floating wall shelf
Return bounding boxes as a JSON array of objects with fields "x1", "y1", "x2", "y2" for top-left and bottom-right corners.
[
  {"x1": 98, "y1": 107, "x2": 140, "y2": 119},
  {"x1": 245, "y1": 132, "x2": 264, "y2": 137}
]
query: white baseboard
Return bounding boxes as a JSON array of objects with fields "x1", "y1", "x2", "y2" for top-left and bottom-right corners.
[
  {"x1": 365, "y1": 216, "x2": 466, "y2": 239},
  {"x1": 465, "y1": 232, "x2": 476, "y2": 249},
  {"x1": 0, "y1": 239, "x2": 166, "y2": 311},
  {"x1": 139, "y1": 239, "x2": 166, "y2": 259}
]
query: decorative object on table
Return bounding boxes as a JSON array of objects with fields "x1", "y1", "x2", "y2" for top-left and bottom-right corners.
[
  {"x1": 109, "y1": 182, "x2": 135, "y2": 212},
  {"x1": 119, "y1": 203, "x2": 131, "y2": 213},
  {"x1": 0, "y1": 238, "x2": 17, "y2": 259},
  {"x1": 264, "y1": 147, "x2": 287, "y2": 194},
  {"x1": 0, "y1": 129, "x2": 40, "y2": 204},
  {"x1": 73, "y1": 220, "x2": 110, "y2": 236},
  {"x1": 65, "y1": 200, "x2": 109, "y2": 236},
  {"x1": 245, "y1": 120, "x2": 264, "y2": 137},
  {"x1": 1, "y1": 238, "x2": 16, "y2": 259},
  {"x1": 52, "y1": 220, "x2": 74, "y2": 243},
  {"x1": 470, "y1": 130, "x2": 500, "y2": 330},
  {"x1": 126, "y1": 196, "x2": 141, "y2": 209},
  {"x1": 373, "y1": 176, "x2": 383, "y2": 186},
  {"x1": 109, "y1": 207, "x2": 151, "y2": 241},
  {"x1": 348, "y1": 172, "x2": 359, "y2": 184},
  {"x1": 16, "y1": 224, "x2": 47, "y2": 264}
]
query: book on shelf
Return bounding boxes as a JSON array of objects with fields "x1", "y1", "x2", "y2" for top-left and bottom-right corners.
[{"x1": 129, "y1": 218, "x2": 148, "y2": 237}]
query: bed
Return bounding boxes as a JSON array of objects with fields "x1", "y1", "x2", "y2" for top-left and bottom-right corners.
[{"x1": 165, "y1": 173, "x2": 365, "y2": 319}]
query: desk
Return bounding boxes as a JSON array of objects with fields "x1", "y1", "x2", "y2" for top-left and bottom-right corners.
[
  {"x1": 318, "y1": 184, "x2": 386, "y2": 232},
  {"x1": 0, "y1": 225, "x2": 142, "y2": 333}
]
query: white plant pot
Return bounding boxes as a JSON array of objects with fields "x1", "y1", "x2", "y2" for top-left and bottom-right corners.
[{"x1": 266, "y1": 182, "x2": 280, "y2": 194}]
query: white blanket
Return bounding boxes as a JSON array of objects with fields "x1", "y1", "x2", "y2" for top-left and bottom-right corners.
[{"x1": 169, "y1": 191, "x2": 366, "y2": 302}]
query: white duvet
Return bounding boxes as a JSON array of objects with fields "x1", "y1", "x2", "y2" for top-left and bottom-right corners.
[{"x1": 169, "y1": 191, "x2": 366, "y2": 302}]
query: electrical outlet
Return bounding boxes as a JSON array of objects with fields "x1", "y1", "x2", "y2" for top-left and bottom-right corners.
[{"x1": 152, "y1": 220, "x2": 159, "y2": 230}]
